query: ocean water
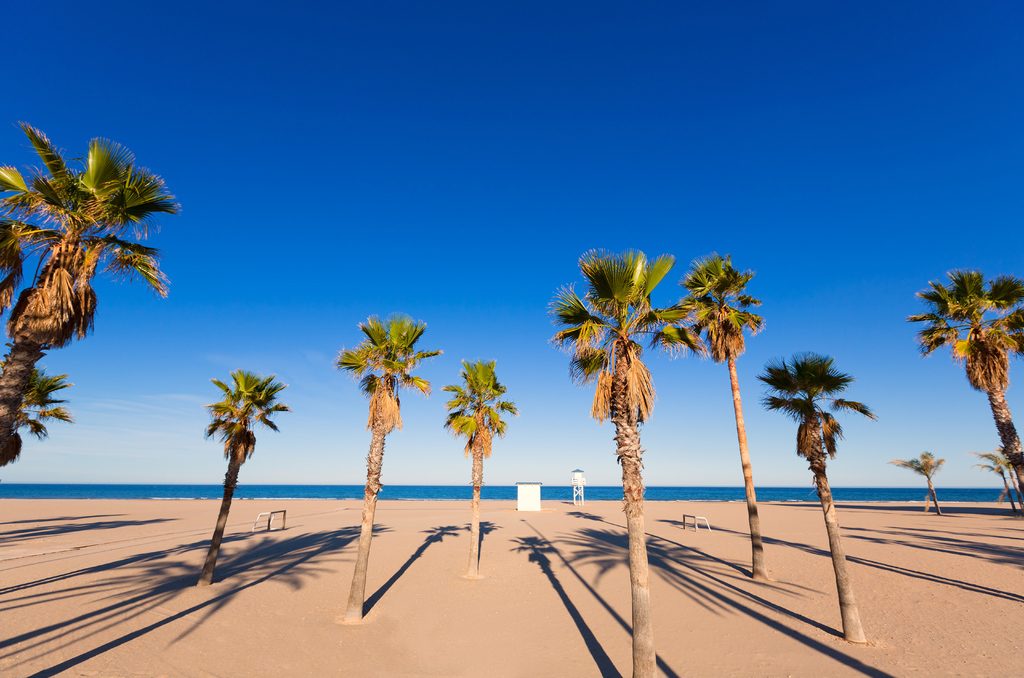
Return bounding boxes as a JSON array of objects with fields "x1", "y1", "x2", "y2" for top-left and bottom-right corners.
[{"x1": 0, "y1": 484, "x2": 1004, "y2": 502}]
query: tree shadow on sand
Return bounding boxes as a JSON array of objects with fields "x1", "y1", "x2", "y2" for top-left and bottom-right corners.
[
  {"x1": 560, "y1": 526, "x2": 892, "y2": 678},
  {"x1": 512, "y1": 536, "x2": 622, "y2": 678},
  {"x1": 709, "y1": 525, "x2": 1024, "y2": 604},
  {"x1": 473, "y1": 521, "x2": 500, "y2": 570},
  {"x1": 1, "y1": 525, "x2": 378, "y2": 676},
  {"x1": 521, "y1": 520, "x2": 680, "y2": 678},
  {"x1": 363, "y1": 525, "x2": 461, "y2": 616},
  {"x1": 0, "y1": 517, "x2": 178, "y2": 545}
]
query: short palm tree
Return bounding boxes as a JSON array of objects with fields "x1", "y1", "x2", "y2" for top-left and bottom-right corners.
[
  {"x1": 0, "y1": 124, "x2": 177, "y2": 464},
  {"x1": 338, "y1": 315, "x2": 440, "y2": 623},
  {"x1": 890, "y1": 452, "x2": 946, "y2": 515},
  {"x1": 198, "y1": 370, "x2": 289, "y2": 586},
  {"x1": 759, "y1": 353, "x2": 875, "y2": 644},
  {"x1": 974, "y1": 450, "x2": 1020, "y2": 514},
  {"x1": 2, "y1": 368, "x2": 73, "y2": 465},
  {"x1": 908, "y1": 271, "x2": 1024, "y2": 496},
  {"x1": 680, "y1": 254, "x2": 768, "y2": 580},
  {"x1": 443, "y1": 360, "x2": 518, "y2": 579},
  {"x1": 551, "y1": 249, "x2": 698, "y2": 678}
]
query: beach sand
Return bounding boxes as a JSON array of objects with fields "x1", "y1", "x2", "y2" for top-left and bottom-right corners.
[{"x1": 0, "y1": 498, "x2": 1020, "y2": 677}]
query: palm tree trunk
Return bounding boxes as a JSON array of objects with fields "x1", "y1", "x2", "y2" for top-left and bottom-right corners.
[
  {"x1": 343, "y1": 420, "x2": 386, "y2": 623},
  {"x1": 198, "y1": 455, "x2": 241, "y2": 586},
  {"x1": 466, "y1": 449, "x2": 483, "y2": 578},
  {"x1": 0, "y1": 339, "x2": 45, "y2": 466},
  {"x1": 1001, "y1": 474, "x2": 1020, "y2": 514},
  {"x1": 727, "y1": 357, "x2": 768, "y2": 580},
  {"x1": 611, "y1": 343, "x2": 656, "y2": 678},
  {"x1": 986, "y1": 389, "x2": 1024, "y2": 496},
  {"x1": 927, "y1": 479, "x2": 942, "y2": 516},
  {"x1": 812, "y1": 467, "x2": 866, "y2": 643}
]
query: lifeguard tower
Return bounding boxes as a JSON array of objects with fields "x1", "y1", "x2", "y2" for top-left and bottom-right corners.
[{"x1": 571, "y1": 469, "x2": 586, "y2": 506}]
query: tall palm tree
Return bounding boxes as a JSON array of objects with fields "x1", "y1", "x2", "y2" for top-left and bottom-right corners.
[
  {"x1": 0, "y1": 124, "x2": 177, "y2": 463},
  {"x1": 908, "y1": 271, "x2": 1024, "y2": 496},
  {"x1": 198, "y1": 370, "x2": 289, "y2": 586},
  {"x1": 759, "y1": 353, "x2": 875, "y2": 644},
  {"x1": 889, "y1": 452, "x2": 946, "y2": 515},
  {"x1": 338, "y1": 315, "x2": 440, "y2": 623},
  {"x1": 2, "y1": 368, "x2": 73, "y2": 465},
  {"x1": 551, "y1": 249, "x2": 698, "y2": 678},
  {"x1": 443, "y1": 360, "x2": 518, "y2": 579},
  {"x1": 680, "y1": 254, "x2": 768, "y2": 580},
  {"x1": 974, "y1": 450, "x2": 1020, "y2": 514}
]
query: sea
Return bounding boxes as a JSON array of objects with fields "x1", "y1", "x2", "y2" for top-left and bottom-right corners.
[{"x1": 0, "y1": 484, "x2": 1004, "y2": 502}]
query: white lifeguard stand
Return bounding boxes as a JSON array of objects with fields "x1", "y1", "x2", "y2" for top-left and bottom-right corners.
[
  {"x1": 516, "y1": 482, "x2": 543, "y2": 511},
  {"x1": 571, "y1": 469, "x2": 586, "y2": 506}
]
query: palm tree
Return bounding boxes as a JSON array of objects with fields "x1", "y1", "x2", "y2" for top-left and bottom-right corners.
[
  {"x1": 2, "y1": 368, "x2": 73, "y2": 465},
  {"x1": 551, "y1": 250, "x2": 698, "y2": 677},
  {"x1": 443, "y1": 360, "x2": 518, "y2": 579},
  {"x1": 679, "y1": 254, "x2": 768, "y2": 580},
  {"x1": 974, "y1": 450, "x2": 1020, "y2": 514},
  {"x1": 759, "y1": 353, "x2": 876, "y2": 644},
  {"x1": 0, "y1": 124, "x2": 177, "y2": 463},
  {"x1": 908, "y1": 271, "x2": 1024, "y2": 496},
  {"x1": 338, "y1": 315, "x2": 440, "y2": 623},
  {"x1": 197, "y1": 370, "x2": 289, "y2": 586},
  {"x1": 889, "y1": 452, "x2": 946, "y2": 515}
]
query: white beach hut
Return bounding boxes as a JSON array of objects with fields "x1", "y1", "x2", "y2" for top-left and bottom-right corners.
[{"x1": 515, "y1": 482, "x2": 542, "y2": 511}]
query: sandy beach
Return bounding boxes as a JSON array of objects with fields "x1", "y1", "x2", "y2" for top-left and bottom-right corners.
[{"x1": 0, "y1": 498, "x2": 1020, "y2": 677}]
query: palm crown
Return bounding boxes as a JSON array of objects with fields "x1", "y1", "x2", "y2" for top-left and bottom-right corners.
[
  {"x1": 0, "y1": 124, "x2": 178, "y2": 347},
  {"x1": 443, "y1": 360, "x2": 518, "y2": 456},
  {"x1": 551, "y1": 250, "x2": 699, "y2": 422},
  {"x1": 890, "y1": 451, "x2": 944, "y2": 479},
  {"x1": 680, "y1": 254, "x2": 763, "y2": 362},
  {"x1": 205, "y1": 370, "x2": 289, "y2": 461},
  {"x1": 759, "y1": 353, "x2": 876, "y2": 460},
  {"x1": 973, "y1": 450, "x2": 1013, "y2": 477},
  {"x1": 1, "y1": 368, "x2": 73, "y2": 465},
  {"x1": 908, "y1": 270, "x2": 1024, "y2": 392},
  {"x1": 337, "y1": 315, "x2": 441, "y2": 433}
]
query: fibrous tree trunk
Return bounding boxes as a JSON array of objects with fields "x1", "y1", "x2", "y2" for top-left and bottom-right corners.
[
  {"x1": 343, "y1": 418, "x2": 387, "y2": 623},
  {"x1": 465, "y1": 447, "x2": 484, "y2": 578},
  {"x1": 926, "y1": 479, "x2": 942, "y2": 516},
  {"x1": 0, "y1": 339, "x2": 45, "y2": 466},
  {"x1": 812, "y1": 465, "x2": 866, "y2": 644},
  {"x1": 727, "y1": 357, "x2": 768, "y2": 580},
  {"x1": 610, "y1": 341, "x2": 656, "y2": 678},
  {"x1": 986, "y1": 389, "x2": 1024, "y2": 502},
  {"x1": 198, "y1": 455, "x2": 242, "y2": 586},
  {"x1": 1003, "y1": 473, "x2": 1022, "y2": 514}
]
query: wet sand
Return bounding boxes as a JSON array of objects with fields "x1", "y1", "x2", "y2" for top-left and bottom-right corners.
[{"x1": 1, "y1": 498, "x2": 1021, "y2": 676}]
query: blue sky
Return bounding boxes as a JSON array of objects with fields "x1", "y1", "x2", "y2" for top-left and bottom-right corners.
[{"x1": 3, "y1": 1, "x2": 1022, "y2": 488}]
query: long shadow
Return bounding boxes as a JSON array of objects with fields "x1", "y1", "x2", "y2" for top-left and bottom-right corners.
[
  {"x1": 512, "y1": 536, "x2": 621, "y2": 677},
  {"x1": 0, "y1": 533, "x2": 251, "y2": 606},
  {"x1": 524, "y1": 521, "x2": 679, "y2": 678},
  {"x1": 0, "y1": 515, "x2": 124, "y2": 526},
  {"x1": 362, "y1": 525, "x2": 460, "y2": 616},
  {"x1": 475, "y1": 521, "x2": 499, "y2": 570},
  {"x1": 563, "y1": 527, "x2": 891, "y2": 677},
  {"x1": 0, "y1": 518, "x2": 178, "y2": 544},
  {"x1": 6, "y1": 526, "x2": 364, "y2": 676},
  {"x1": 841, "y1": 526, "x2": 1024, "y2": 569},
  {"x1": 713, "y1": 526, "x2": 1024, "y2": 604}
]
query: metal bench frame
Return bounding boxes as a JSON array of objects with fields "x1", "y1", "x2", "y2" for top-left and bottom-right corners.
[
  {"x1": 252, "y1": 510, "x2": 287, "y2": 532},
  {"x1": 682, "y1": 514, "x2": 712, "y2": 532}
]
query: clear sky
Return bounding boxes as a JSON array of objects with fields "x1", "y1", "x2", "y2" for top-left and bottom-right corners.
[{"x1": 3, "y1": 1, "x2": 1022, "y2": 488}]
